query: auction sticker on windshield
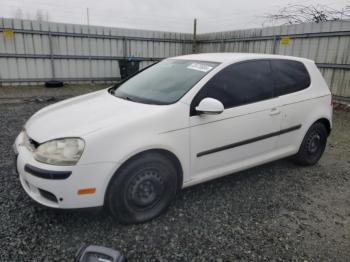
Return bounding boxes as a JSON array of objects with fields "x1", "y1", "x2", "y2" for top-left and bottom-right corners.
[{"x1": 187, "y1": 63, "x2": 213, "y2": 72}]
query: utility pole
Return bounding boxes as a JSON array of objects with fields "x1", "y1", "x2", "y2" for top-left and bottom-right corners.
[
  {"x1": 192, "y1": 18, "x2": 197, "y2": 54},
  {"x1": 87, "y1": 8, "x2": 92, "y2": 84}
]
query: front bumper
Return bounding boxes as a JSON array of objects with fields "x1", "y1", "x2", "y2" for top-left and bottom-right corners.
[{"x1": 14, "y1": 132, "x2": 118, "y2": 209}]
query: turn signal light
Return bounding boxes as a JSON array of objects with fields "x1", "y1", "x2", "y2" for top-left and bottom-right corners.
[{"x1": 78, "y1": 188, "x2": 96, "y2": 195}]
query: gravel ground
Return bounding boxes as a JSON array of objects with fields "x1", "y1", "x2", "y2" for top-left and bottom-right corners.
[{"x1": 0, "y1": 96, "x2": 349, "y2": 261}]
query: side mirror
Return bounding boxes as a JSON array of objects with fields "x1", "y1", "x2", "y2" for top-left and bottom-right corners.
[{"x1": 195, "y1": 98, "x2": 224, "y2": 115}]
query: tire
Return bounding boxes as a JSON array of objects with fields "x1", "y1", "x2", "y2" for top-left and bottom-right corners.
[
  {"x1": 107, "y1": 152, "x2": 178, "y2": 224},
  {"x1": 293, "y1": 122, "x2": 328, "y2": 166}
]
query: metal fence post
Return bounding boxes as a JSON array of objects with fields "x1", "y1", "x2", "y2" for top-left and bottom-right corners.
[
  {"x1": 181, "y1": 39, "x2": 184, "y2": 55},
  {"x1": 48, "y1": 31, "x2": 56, "y2": 79},
  {"x1": 123, "y1": 37, "x2": 127, "y2": 58},
  {"x1": 272, "y1": 35, "x2": 279, "y2": 54},
  {"x1": 87, "y1": 8, "x2": 93, "y2": 84},
  {"x1": 221, "y1": 38, "x2": 225, "y2": 52}
]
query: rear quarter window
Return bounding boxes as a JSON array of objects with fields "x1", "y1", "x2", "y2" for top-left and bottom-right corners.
[{"x1": 271, "y1": 60, "x2": 311, "y2": 96}]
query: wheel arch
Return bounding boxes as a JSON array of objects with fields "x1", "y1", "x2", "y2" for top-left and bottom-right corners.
[
  {"x1": 294, "y1": 115, "x2": 331, "y2": 156},
  {"x1": 314, "y1": 117, "x2": 331, "y2": 136},
  {"x1": 104, "y1": 148, "x2": 184, "y2": 204}
]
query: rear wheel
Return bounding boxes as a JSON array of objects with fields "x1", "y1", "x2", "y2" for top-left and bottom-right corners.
[
  {"x1": 107, "y1": 152, "x2": 178, "y2": 224},
  {"x1": 293, "y1": 122, "x2": 328, "y2": 166}
]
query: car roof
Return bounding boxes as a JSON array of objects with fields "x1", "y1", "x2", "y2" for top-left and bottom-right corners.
[{"x1": 171, "y1": 53, "x2": 314, "y2": 64}]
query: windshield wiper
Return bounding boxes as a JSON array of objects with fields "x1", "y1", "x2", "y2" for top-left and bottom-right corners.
[
  {"x1": 112, "y1": 92, "x2": 164, "y2": 105},
  {"x1": 124, "y1": 96, "x2": 134, "y2": 101},
  {"x1": 117, "y1": 95, "x2": 135, "y2": 102}
]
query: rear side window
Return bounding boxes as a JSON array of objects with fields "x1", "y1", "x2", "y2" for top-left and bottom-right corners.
[
  {"x1": 191, "y1": 60, "x2": 274, "y2": 114},
  {"x1": 271, "y1": 60, "x2": 311, "y2": 96}
]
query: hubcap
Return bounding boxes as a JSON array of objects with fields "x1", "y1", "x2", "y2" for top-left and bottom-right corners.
[
  {"x1": 308, "y1": 133, "x2": 321, "y2": 154},
  {"x1": 127, "y1": 170, "x2": 164, "y2": 208}
]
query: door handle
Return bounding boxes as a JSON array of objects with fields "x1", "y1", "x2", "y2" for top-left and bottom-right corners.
[{"x1": 269, "y1": 108, "x2": 281, "y2": 116}]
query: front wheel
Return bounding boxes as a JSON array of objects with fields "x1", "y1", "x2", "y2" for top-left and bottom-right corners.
[
  {"x1": 293, "y1": 122, "x2": 328, "y2": 166},
  {"x1": 106, "y1": 152, "x2": 178, "y2": 224}
]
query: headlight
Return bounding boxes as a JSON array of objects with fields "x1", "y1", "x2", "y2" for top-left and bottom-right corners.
[{"x1": 34, "y1": 138, "x2": 85, "y2": 166}]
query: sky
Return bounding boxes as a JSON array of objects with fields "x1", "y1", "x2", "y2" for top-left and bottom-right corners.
[{"x1": 0, "y1": 0, "x2": 349, "y2": 33}]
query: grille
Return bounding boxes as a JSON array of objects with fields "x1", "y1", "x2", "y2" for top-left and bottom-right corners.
[{"x1": 38, "y1": 188, "x2": 58, "y2": 203}]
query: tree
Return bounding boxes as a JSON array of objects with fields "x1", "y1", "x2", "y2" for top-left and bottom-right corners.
[
  {"x1": 13, "y1": 8, "x2": 24, "y2": 19},
  {"x1": 264, "y1": 4, "x2": 350, "y2": 25},
  {"x1": 35, "y1": 9, "x2": 50, "y2": 22}
]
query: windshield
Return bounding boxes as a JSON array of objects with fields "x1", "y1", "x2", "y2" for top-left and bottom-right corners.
[{"x1": 113, "y1": 59, "x2": 219, "y2": 105}]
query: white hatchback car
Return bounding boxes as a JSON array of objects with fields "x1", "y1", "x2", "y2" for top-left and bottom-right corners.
[{"x1": 14, "y1": 53, "x2": 332, "y2": 224}]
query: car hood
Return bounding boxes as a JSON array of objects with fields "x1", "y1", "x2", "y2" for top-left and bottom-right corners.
[{"x1": 25, "y1": 89, "x2": 164, "y2": 143}]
